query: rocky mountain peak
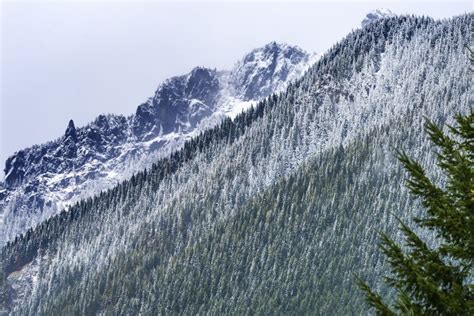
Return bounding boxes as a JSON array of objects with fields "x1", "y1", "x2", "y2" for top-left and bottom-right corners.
[
  {"x1": 361, "y1": 8, "x2": 396, "y2": 28},
  {"x1": 230, "y1": 42, "x2": 314, "y2": 100},
  {"x1": 0, "y1": 41, "x2": 316, "y2": 243},
  {"x1": 185, "y1": 67, "x2": 219, "y2": 103},
  {"x1": 64, "y1": 119, "x2": 77, "y2": 142}
]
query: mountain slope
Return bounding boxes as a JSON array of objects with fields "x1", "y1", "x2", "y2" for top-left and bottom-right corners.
[
  {"x1": 0, "y1": 42, "x2": 316, "y2": 245},
  {"x1": 2, "y1": 14, "x2": 472, "y2": 314}
]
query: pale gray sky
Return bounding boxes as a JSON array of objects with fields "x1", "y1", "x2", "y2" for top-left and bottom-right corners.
[{"x1": 0, "y1": 0, "x2": 472, "y2": 169}]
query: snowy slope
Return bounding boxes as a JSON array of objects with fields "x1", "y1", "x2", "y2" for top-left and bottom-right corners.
[{"x1": 0, "y1": 42, "x2": 317, "y2": 244}]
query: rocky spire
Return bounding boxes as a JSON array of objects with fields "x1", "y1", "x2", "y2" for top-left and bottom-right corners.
[{"x1": 64, "y1": 119, "x2": 77, "y2": 142}]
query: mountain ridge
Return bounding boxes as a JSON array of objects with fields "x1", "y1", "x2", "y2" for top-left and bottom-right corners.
[{"x1": 0, "y1": 42, "x2": 317, "y2": 244}]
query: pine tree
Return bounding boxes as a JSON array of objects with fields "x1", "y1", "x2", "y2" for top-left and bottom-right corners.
[
  {"x1": 358, "y1": 111, "x2": 474, "y2": 315},
  {"x1": 466, "y1": 45, "x2": 474, "y2": 71},
  {"x1": 0, "y1": 256, "x2": 8, "y2": 314}
]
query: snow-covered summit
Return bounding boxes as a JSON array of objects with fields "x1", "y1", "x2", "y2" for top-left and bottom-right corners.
[
  {"x1": 230, "y1": 42, "x2": 316, "y2": 100},
  {"x1": 361, "y1": 8, "x2": 396, "y2": 28}
]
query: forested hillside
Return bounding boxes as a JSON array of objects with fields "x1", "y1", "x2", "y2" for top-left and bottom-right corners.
[{"x1": 2, "y1": 14, "x2": 471, "y2": 314}]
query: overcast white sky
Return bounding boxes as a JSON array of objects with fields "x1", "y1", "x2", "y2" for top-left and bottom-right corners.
[{"x1": 0, "y1": 0, "x2": 472, "y2": 169}]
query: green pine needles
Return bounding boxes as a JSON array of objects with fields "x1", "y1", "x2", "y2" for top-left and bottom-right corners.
[{"x1": 358, "y1": 111, "x2": 474, "y2": 315}]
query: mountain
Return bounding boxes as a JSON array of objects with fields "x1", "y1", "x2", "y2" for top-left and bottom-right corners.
[
  {"x1": 230, "y1": 42, "x2": 312, "y2": 100},
  {"x1": 2, "y1": 14, "x2": 471, "y2": 314},
  {"x1": 0, "y1": 42, "x2": 317, "y2": 244},
  {"x1": 361, "y1": 8, "x2": 396, "y2": 27}
]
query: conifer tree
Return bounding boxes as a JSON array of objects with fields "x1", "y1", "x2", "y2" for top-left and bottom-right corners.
[
  {"x1": 0, "y1": 256, "x2": 7, "y2": 314},
  {"x1": 358, "y1": 110, "x2": 474, "y2": 315}
]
